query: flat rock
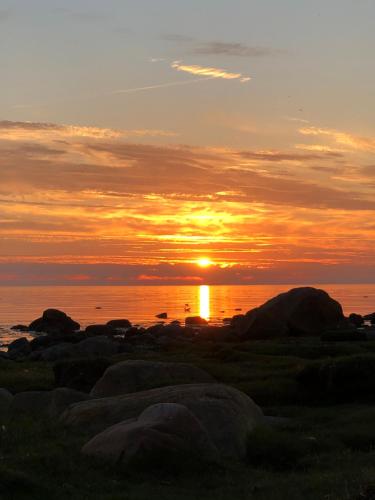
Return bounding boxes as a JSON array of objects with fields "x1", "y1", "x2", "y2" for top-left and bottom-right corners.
[{"x1": 90, "y1": 360, "x2": 215, "y2": 398}]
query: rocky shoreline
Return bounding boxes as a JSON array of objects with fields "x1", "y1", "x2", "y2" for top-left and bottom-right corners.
[
  {"x1": 3, "y1": 286, "x2": 375, "y2": 363},
  {"x1": 2, "y1": 286, "x2": 375, "y2": 497}
]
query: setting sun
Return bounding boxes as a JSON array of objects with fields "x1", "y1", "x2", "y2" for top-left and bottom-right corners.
[{"x1": 197, "y1": 258, "x2": 213, "y2": 268}]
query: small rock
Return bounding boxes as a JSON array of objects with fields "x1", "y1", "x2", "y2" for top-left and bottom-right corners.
[
  {"x1": 106, "y1": 319, "x2": 132, "y2": 329},
  {"x1": 10, "y1": 325, "x2": 29, "y2": 332},
  {"x1": 7, "y1": 338, "x2": 31, "y2": 359},
  {"x1": 85, "y1": 324, "x2": 116, "y2": 336},
  {"x1": 185, "y1": 316, "x2": 208, "y2": 326}
]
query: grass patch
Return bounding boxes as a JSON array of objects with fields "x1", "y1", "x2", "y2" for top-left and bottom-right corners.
[{"x1": 3, "y1": 338, "x2": 375, "y2": 498}]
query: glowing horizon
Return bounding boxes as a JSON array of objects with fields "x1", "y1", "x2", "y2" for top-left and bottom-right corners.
[{"x1": 1, "y1": 1, "x2": 375, "y2": 285}]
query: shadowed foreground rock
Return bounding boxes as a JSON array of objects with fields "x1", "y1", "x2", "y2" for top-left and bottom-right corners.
[
  {"x1": 62, "y1": 383, "x2": 264, "y2": 459},
  {"x1": 0, "y1": 388, "x2": 13, "y2": 417},
  {"x1": 82, "y1": 403, "x2": 219, "y2": 466},
  {"x1": 232, "y1": 287, "x2": 345, "y2": 339},
  {"x1": 90, "y1": 360, "x2": 215, "y2": 398},
  {"x1": 10, "y1": 388, "x2": 91, "y2": 418},
  {"x1": 54, "y1": 357, "x2": 112, "y2": 392}
]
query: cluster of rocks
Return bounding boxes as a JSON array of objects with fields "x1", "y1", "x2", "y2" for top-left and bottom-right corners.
[
  {"x1": 0, "y1": 359, "x2": 264, "y2": 468},
  {"x1": 2, "y1": 286, "x2": 375, "y2": 472},
  {"x1": 5, "y1": 287, "x2": 375, "y2": 363}
]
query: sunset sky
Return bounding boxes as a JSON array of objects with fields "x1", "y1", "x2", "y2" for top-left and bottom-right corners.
[{"x1": 1, "y1": 0, "x2": 375, "y2": 285}]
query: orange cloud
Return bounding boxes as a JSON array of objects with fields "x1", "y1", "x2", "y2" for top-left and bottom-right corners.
[
  {"x1": 137, "y1": 274, "x2": 203, "y2": 282},
  {"x1": 1, "y1": 119, "x2": 375, "y2": 283},
  {"x1": 299, "y1": 126, "x2": 375, "y2": 153}
]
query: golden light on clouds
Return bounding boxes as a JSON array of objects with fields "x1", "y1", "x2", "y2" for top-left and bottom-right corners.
[
  {"x1": 197, "y1": 258, "x2": 213, "y2": 268},
  {"x1": 1, "y1": 119, "x2": 375, "y2": 284},
  {"x1": 171, "y1": 61, "x2": 251, "y2": 82}
]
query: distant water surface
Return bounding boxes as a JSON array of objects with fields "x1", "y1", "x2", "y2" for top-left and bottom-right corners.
[{"x1": 0, "y1": 284, "x2": 374, "y2": 347}]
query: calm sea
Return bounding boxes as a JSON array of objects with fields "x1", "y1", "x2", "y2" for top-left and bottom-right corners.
[{"x1": 0, "y1": 284, "x2": 374, "y2": 347}]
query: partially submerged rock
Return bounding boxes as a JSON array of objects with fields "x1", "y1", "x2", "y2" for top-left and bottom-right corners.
[
  {"x1": 364, "y1": 312, "x2": 375, "y2": 325},
  {"x1": 29, "y1": 309, "x2": 80, "y2": 337},
  {"x1": 90, "y1": 360, "x2": 215, "y2": 398},
  {"x1": 10, "y1": 325, "x2": 29, "y2": 332},
  {"x1": 82, "y1": 403, "x2": 219, "y2": 466},
  {"x1": 106, "y1": 319, "x2": 132, "y2": 329},
  {"x1": 185, "y1": 316, "x2": 208, "y2": 326},
  {"x1": 232, "y1": 287, "x2": 345, "y2": 339},
  {"x1": 348, "y1": 313, "x2": 364, "y2": 327},
  {"x1": 62, "y1": 383, "x2": 264, "y2": 459}
]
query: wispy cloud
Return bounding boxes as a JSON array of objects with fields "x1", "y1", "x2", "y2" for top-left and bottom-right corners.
[
  {"x1": 171, "y1": 61, "x2": 251, "y2": 82},
  {"x1": 112, "y1": 77, "x2": 216, "y2": 95},
  {"x1": 161, "y1": 34, "x2": 194, "y2": 42},
  {"x1": 162, "y1": 35, "x2": 281, "y2": 58},
  {"x1": 0, "y1": 121, "x2": 176, "y2": 140},
  {"x1": 300, "y1": 126, "x2": 375, "y2": 153},
  {"x1": 192, "y1": 42, "x2": 282, "y2": 58},
  {"x1": 284, "y1": 116, "x2": 310, "y2": 124}
]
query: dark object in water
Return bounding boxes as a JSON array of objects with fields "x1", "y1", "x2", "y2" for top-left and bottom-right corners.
[
  {"x1": 348, "y1": 313, "x2": 364, "y2": 327},
  {"x1": 235, "y1": 308, "x2": 242, "y2": 311},
  {"x1": 10, "y1": 324, "x2": 29, "y2": 332},
  {"x1": 185, "y1": 316, "x2": 208, "y2": 326},
  {"x1": 28, "y1": 309, "x2": 80, "y2": 337},
  {"x1": 106, "y1": 319, "x2": 132, "y2": 329},
  {"x1": 95, "y1": 307, "x2": 102, "y2": 310},
  {"x1": 364, "y1": 312, "x2": 375, "y2": 325},
  {"x1": 232, "y1": 287, "x2": 345, "y2": 339},
  {"x1": 156, "y1": 312, "x2": 168, "y2": 319}
]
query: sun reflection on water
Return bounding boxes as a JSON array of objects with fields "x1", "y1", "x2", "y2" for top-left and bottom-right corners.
[{"x1": 199, "y1": 285, "x2": 210, "y2": 320}]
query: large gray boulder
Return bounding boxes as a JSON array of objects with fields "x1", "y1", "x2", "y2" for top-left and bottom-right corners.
[
  {"x1": 62, "y1": 383, "x2": 264, "y2": 459},
  {"x1": 10, "y1": 388, "x2": 90, "y2": 418},
  {"x1": 32, "y1": 337, "x2": 118, "y2": 362},
  {"x1": 232, "y1": 287, "x2": 345, "y2": 339},
  {"x1": 90, "y1": 360, "x2": 215, "y2": 398},
  {"x1": 29, "y1": 309, "x2": 80, "y2": 337},
  {"x1": 82, "y1": 403, "x2": 219, "y2": 466}
]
